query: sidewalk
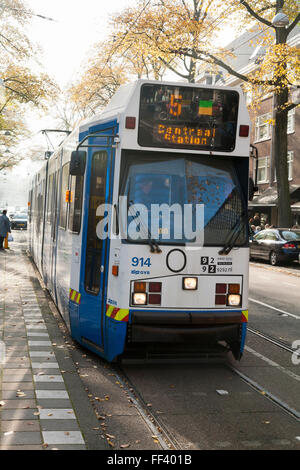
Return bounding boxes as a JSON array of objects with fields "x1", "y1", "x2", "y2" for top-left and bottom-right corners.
[{"x1": 0, "y1": 241, "x2": 109, "y2": 450}]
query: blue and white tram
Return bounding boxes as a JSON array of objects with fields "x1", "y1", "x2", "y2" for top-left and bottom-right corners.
[{"x1": 29, "y1": 80, "x2": 252, "y2": 362}]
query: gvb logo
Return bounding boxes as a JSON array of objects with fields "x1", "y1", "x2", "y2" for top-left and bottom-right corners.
[
  {"x1": 291, "y1": 340, "x2": 300, "y2": 365},
  {"x1": 0, "y1": 340, "x2": 6, "y2": 365}
]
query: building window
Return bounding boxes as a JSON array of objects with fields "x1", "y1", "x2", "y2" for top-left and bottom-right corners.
[
  {"x1": 256, "y1": 156, "x2": 269, "y2": 183},
  {"x1": 287, "y1": 108, "x2": 295, "y2": 134},
  {"x1": 255, "y1": 113, "x2": 271, "y2": 142},
  {"x1": 244, "y1": 89, "x2": 252, "y2": 106},
  {"x1": 287, "y1": 151, "x2": 294, "y2": 180}
]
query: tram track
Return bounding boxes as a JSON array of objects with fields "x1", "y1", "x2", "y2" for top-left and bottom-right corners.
[
  {"x1": 229, "y1": 365, "x2": 300, "y2": 421},
  {"x1": 113, "y1": 364, "x2": 183, "y2": 450},
  {"x1": 247, "y1": 326, "x2": 299, "y2": 357}
]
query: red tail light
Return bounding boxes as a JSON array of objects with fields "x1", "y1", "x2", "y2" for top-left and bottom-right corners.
[
  {"x1": 215, "y1": 295, "x2": 227, "y2": 305},
  {"x1": 283, "y1": 243, "x2": 296, "y2": 248},
  {"x1": 148, "y1": 294, "x2": 161, "y2": 305},
  {"x1": 125, "y1": 116, "x2": 136, "y2": 129},
  {"x1": 149, "y1": 282, "x2": 162, "y2": 292},
  {"x1": 239, "y1": 125, "x2": 249, "y2": 137},
  {"x1": 216, "y1": 283, "x2": 227, "y2": 294}
]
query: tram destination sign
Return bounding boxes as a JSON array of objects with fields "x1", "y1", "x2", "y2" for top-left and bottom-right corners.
[{"x1": 138, "y1": 84, "x2": 239, "y2": 152}]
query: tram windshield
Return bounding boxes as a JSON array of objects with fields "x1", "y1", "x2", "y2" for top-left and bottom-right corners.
[{"x1": 119, "y1": 151, "x2": 247, "y2": 247}]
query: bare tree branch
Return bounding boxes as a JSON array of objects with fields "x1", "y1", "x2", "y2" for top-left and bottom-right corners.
[{"x1": 239, "y1": 0, "x2": 274, "y2": 28}]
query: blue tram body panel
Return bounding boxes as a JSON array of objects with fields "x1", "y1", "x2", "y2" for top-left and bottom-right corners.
[{"x1": 28, "y1": 79, "x2": 251, "y2": 363}]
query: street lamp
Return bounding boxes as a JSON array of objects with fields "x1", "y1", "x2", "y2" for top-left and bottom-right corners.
[{"x1": 272, "y1": 9, "x2": 290, "y2": 27}]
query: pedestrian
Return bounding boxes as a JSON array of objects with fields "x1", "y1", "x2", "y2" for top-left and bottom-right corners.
[
  {"x1": 253, "y1": 213, "x2": 260, "y2": 227},
  {"x1": 0, "y1": 210, "x2": 11, "y2": 250}
]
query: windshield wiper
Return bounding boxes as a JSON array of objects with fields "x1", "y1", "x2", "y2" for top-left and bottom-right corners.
[
  {"x1": 128, "y1": 201, "x2": 162, "y2": 254},
  {"x1": 218, "y1": 213, "x2": 247, "y2": 255}
]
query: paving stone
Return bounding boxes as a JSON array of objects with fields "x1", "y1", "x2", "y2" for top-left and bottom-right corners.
[
  {"x1": 1, "y1": 420, "x2": 40, "y2": 432},
  {"x1": 37, "y1": 399, "x2": 73, "y2": 409},
  {"x1": 0, "y1": 431, "x2": 42, "y2": 445},
  {"x1": 39, "y1": 409, "x2": 76, "y2": 420},
  {"x1": 0, "y1": 445, "x2": 44, "y2": 450},
  {"x1": 2, "y1": 390, "x2": 35, "y2": 399},
  {"x1": 2, "y1": 375, "x2": 33, "y2": 383},
  {"x1": 36, "y1": 390, "x2": 69, "y2": 399},
  {"x1": 0, "y1": 409, "x2": 39, "y2": 420},
  {"x1": 33, "y1": 374, "x2": 64, "y2": 383},
  {"x1": 0, "y1": 399, "x2": 37, "y2": 409},
  {"x1": 42, "y1": 431, "x2": 85, "y2": 445},
  {"x1": 40, "y1": 419, "x2": 81, "y2": 432},
  {"x1": 1, "y1": 382, "x2": 35, "y2": 391},
  {"x1": 3, "y1": 368, "x2": 31, "y2": 375}
]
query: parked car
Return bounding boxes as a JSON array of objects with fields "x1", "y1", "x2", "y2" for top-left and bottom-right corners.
[
  {"x1": 250, "y1": 228, "x2": 300, "y2": 265},
  {"x1": 11, "y1": 213, "x2": 28, "y2": 230}
]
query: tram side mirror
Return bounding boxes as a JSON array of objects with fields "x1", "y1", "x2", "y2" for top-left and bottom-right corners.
[
  {"x1": 70, "y1": 150, "x2": 86, "y2": 176},
  {"x1": 248, "y1": 177, "x2": 258, "y2": 201}
]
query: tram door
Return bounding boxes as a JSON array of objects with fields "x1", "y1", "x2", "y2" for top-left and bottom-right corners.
[{"x1": 79, "y1": 142, "x2": 114, "y2": 349}]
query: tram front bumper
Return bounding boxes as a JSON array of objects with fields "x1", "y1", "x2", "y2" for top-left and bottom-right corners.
[{"x1": 129, "y1": 310, "x2": 243, "y2": 344}]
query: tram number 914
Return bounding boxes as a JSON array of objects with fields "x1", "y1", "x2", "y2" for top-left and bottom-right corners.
[
  {"x1": 152, "y1": 455, "x2": 192, "y2": 465},
  {"x1": 131, "y1": 257, "x2": 152, "y2": 267}
]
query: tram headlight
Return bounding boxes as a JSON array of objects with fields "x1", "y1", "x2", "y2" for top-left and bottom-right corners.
[
  {"x1": 227, "y1": 294, "x2": 241, "y2": 306},
  {"x1": 183, "y1": 277, "x2": 198, "y2": 290},
  {"x1": 132, "y1": 292, "x2": 147, "y2": 305}
]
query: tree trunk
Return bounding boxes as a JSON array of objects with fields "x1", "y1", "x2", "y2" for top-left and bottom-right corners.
[
  {"x1": 273, "y1": 88, "x2": 292, "y2": 227},
  {"x1": 273, "y1": 13, "x2": 292, "y2": 228}
]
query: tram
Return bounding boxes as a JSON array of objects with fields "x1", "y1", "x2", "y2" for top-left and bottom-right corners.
[{"x1": 28, "y1": 80, "x2": 252, "y2": 362}]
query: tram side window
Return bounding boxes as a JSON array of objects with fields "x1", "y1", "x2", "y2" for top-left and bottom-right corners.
[
  {"x1": 47, "y1": 174, "x2": 54, "y2": 223},
  {"x1": 85, "y1": 151, "x2": 107, "y2": 295},
  {"x1": 68, "y1": 174, "x2": 84, "y2": 234},
  {"x1": 36, "y1": 181, "x2": 44, "y2": 234},
  {"x1": 28, "y1": 190, "x2": 33, "y2": 222},
  {"x1": 59, "y1": 163, "x2": 70, "y2": 230}
]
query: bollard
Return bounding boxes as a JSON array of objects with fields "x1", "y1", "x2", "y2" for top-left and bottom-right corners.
[{"x1": 4, "y1": 233, "x2": 8, "y2": 249}]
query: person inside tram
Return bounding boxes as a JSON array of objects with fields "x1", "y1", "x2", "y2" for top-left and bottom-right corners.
[{"x1": 134, "y1": 174, "x2": 169, "y2": 208}]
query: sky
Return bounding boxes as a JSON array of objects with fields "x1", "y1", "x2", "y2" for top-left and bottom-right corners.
[{"x1": 25, "y1": 0, "x2": 135, "y2": 88}]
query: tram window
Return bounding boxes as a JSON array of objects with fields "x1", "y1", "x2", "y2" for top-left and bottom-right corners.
[
  {"x1": 85, "y1": 151, "x2": 107, "y2": 295},
  {"x1": 120, "y1": 151, "x2": 247, "y2": 247},
  {"x1": 28, "y1": 190, "x2": 33, "y2": 222},
  {"x1": 68, "y1": 175, "x2": 84, "y2": 234},
  {"x1": 36, "y1": 181, "x2": 44, "y2": 235},
  {"x1": 51, "y1": 171, "x2": 59, "y2": 241},
  {"x1": 47, "y1": 174, "x2": 54, "y2": 223},
  {"x1": 59, "y1": 163, "x2": 70, "y2": 230}
]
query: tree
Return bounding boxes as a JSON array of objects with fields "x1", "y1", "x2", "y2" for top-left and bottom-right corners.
[
  {"x1": 0, "y1": 0, "x2": 57, "y2": 166},
  {"x1": 111, "y1": 0, "x2": 229, "y2": 83},
  {"x1": 68, "y1": 43, "x2": 128, "y2": 117}
]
